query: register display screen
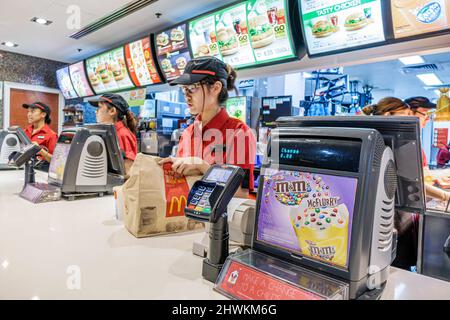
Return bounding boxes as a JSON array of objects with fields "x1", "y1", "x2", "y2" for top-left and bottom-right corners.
[
  {"x1": 206, "y1": 168, "x2": 233, "y2": 184},
  {"x1": 256, "y1": 168, "x2": 358, "y2": 269},
  {"x1": 277, "y1": 138, "x2": 362, "y2": 172},
  {"x1": 48, "y1": 133, "x2": 74, "y2": 183}
]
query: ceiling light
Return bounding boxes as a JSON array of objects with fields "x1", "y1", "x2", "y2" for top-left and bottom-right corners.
[
  {"x1": 399, "y1": 55, "x2": 425, "y2": 65},
  {"x1": 417, "y1": 73, "x2": 443, "y2": 86},
  {"x1": 1, "y1": 260, "x2": 9, "y2": 269},
  {"x1": 1, "y1": 41, "x2": 18, "y2": 47},
  {"x1": 303, "y1": 72, "x2": 313, "y2": 78},
  {"x1": 31, "y1": 17, "x2": 53, "y2": 25}
]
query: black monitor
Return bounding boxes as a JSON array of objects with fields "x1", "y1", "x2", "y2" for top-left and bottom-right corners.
[
  {"x1": 261, "y1": 96, "x2": 293, "y2": 128},
  {"x1": 7, "y1": 126, "x2": 32, "y2": 145},
  {"x1": 275, "y1": 116, "x2": 426, "y2": 214},
  {"x1": 84, "y1": 124, "x2": 125, "y2": 176}
]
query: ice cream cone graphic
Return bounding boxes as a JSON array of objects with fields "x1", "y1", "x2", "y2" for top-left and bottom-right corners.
[{"x1": 291, "y1": 204, "x2": 350, "y2": 267}]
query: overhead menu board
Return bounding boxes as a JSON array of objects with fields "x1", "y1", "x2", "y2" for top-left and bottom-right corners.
[
  {"x1": 125, "y1": 37, "x2": 162, "y2": 86},
  {"x1": 69, "y1": 61, "x2": 94, "y2": 97},
  {"x1": 155, "y1": 24, "x2": 193, "y2": 81},
  {"x1": 56, "y1": 67, "x2": 78, "y2": 99},
  {"x1": 188, "y1": 0, "x2": 296, "y2": 69},
  {"x1": 86, "y1": 47, "x2": 135, "y2": 95},
  {"x1": 300, "y1": 0, "x2": 386, "y2": 56},
  {"x1": 391, "y1": 0, "x2": 450, "y2": 39}
]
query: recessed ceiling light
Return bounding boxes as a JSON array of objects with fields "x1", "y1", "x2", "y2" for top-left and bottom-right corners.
[
  {"x1": 417, "y1": 73, "x2": 443, "y2": 86},
  {"x1": 399, "y1": 55, "x2": 425, "y2": 65},
  {"x1": 1, "y1": 41, "x2": 18, "y2": 47},
  {"x1": 31, "y1": 17, "x2": 53, "y2": 25}
]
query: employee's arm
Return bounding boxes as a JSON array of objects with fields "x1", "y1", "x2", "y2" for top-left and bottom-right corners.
[
  {"x1": 39, "y1": 149, "x2": 52, "y2": 163},
  {"x1": 159, "y1": 157, "x2": 210, "y2": 176},
  {"x1": 425, "y1": 183, "x2": 450, "y2": 202}
]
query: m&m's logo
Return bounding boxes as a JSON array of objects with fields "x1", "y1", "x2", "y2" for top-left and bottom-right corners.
[{"x1": 417, "y1": 2, "x2": 442, "y2": 24}]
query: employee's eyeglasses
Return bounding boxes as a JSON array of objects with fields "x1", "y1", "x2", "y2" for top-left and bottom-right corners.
[{"x1": 181, "y1": 83, "x2": 202, "y2": 95}]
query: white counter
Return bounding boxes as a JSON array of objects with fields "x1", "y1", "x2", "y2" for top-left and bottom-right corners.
[{"x1": 0, "y1": 170, "x2": 449, "y2": 300}]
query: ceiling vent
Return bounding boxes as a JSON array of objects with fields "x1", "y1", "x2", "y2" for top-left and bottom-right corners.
[
  {"x1": 69, "y1": 0, "x2": 159, "y2": 40},
  {"x1": 400, "y1": 63, "x2": 442, "y2": 75}
]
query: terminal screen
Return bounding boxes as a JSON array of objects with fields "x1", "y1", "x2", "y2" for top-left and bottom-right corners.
[
  {"x1": 256, "y1": 168, "x2": 358, "y2": 269},
  {"x1": 48, "y1": 143, "x2": 71, "y2": 184},
  {"x1": 206, "y1": 168, "x2": 233, "y2": 184}
]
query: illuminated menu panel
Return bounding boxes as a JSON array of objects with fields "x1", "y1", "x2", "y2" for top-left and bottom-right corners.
[
  {"x1": 125, "y1": 37, "x2": 162, "y2": 86},
  {"x1": 188, "y1": 0, "x2": 296, "y2": 69},
  {"x1": 155, "y1": 23, "x2": 192, "y2": 81},
  {"x1": 56, "y1": 67, "x2": 78, "y2": 99},
  {"x1": 69, "y1": 61, "x2": 94, "y2": 97},
  {"x1": 86, "y1": 47, "x2": 135, "y2": 95},
  {"x1": 300, "y1": 0, "x2": 385, "y2": 55},
  {"x1": 391, "y1": 0, "x2": 450, "y2": 39}
]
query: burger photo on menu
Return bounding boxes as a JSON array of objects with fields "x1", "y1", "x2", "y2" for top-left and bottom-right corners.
[
  {"x1": 175, "y1": 57, "x2": 187, "y2": 72},
  {"x1": 161, "y1": 58, "x2": 175, "y2": 74},
  {"x1": 88, "y1": 70, "x2": 100, "y2": 87},
  {"x1": 217, "y1": 28, "x2": 239, "y2": 56},
  {"x1": 248, "y1": 13, "x2": 275, "y2": 49},
  {"x1": 311, "y1": 20, "x2": 338, "y2": 38},
  {"x1": 196, "y1": 44, "x2": 211, "y2": 57},
  {"x1": 111, "y1": 61, "x2": 125, "y2": 81},
  {"x1": 157, "y1": 32, "x2": 170, "y2": 49},
  {"x1": 98, "y1": 63, "x2": 111, "y2": 84},
  {"x1": 344, "y1": 11, "x2": 372, "y2": 31},
  {"x1": 170, "y1": 27, "x2": 186, "y2": 51}
]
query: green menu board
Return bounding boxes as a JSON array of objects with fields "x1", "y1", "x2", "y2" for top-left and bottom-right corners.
[
  {"x1": 188, "y1": 0, "x2": 296, "y2": 69},
  {"x1": 86, "y1": 47, "x2": 135, "y2": 95}
]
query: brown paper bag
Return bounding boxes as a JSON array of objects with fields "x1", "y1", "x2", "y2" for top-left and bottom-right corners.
[{"x1": 123, "y1": 154, "x2": 204, "y2": 238}]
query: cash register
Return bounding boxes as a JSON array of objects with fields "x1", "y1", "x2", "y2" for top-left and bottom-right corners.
[
  {"x1": 48, "y1": 124, "x2": 125, "y2": 199},
  {"x1": 0, "y1": 126, "x2": 31, "y2": 169},
  {"x1": 10, "y1": 124, "x2": 125, "y2": 202},
  {"x1": 185, "y1": 164, "x2": 245, "y2": 282},
  {"x1": 213, "y1": 116, "x2": 425, "y2": 300}
]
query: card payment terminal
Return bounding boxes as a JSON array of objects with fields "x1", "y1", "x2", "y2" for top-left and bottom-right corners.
[{"x1": 185, "y1": 164, "x2": 245, "y2": 282}]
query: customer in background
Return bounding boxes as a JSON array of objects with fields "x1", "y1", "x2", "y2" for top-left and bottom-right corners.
[
  {"x1": 23, "y1": 102, "x2": 58, "y2": 164},
  {"x1": 89, "y1": 93, "x2": 138, "y2": 175},
  {"x1": 363, "y1": 97, "x2": 450, "y2": 271}
]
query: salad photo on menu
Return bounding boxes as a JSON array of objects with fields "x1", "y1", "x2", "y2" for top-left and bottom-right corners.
[
  {"x1": 300, "y1": 0, "x2": 385, "y2": 55},
  {"x1": 215, "y1": 3, "x2": 256, "y2": 68},
  {"x1": 247, "y1": 0, "x2": 296, "y2": 63}
]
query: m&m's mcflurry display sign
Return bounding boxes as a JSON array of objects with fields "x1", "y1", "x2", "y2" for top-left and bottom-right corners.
[{"x1": 258, "y1": 169, "x2": 357, "y2": 269}]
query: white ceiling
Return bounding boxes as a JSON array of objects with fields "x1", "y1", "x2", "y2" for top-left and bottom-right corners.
[
  {"x1": 342, "y1": 51, "x2": 450, "y2": 101},
  {"x1": 0, "y1": 0, "x2": 236, "y2": 63}
]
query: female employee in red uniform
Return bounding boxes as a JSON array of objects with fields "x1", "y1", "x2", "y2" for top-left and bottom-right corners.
[
  {"x1": 89, "y1": 93, "x2": 138, "y2": 174},
  {"x1": 160, "y1": 57, "x2": 256, "y2": 195},
  {"x1": 23, "y1": 102, "x2": 58, "y2": 163}
]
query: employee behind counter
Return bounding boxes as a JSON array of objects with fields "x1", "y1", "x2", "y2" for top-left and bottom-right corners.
[
  {"x1": 22, "y1": 102, "x2": 58, "y2": 164},
  {"x1": 159, "y1": 57, "x2": 256, "y2": 198},
  {"x1": 89, "y1": 93, "x2": 138, "y2": 176}
]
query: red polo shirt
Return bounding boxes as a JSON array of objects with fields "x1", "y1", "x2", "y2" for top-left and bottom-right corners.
[
  {"x1": 115, "y1": 121, "x2": 137, "y2": 161},
  {"x1": 177, "y1": 108, "x2": 256, "y2": 191},
  {"x1": 24, "y1": 124, "x2": 58, "y2": 155}
]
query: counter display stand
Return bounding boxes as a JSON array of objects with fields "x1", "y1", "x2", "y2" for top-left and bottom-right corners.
[{"x1": 215, "y1": 250, "x2": 349, "y2": 300}]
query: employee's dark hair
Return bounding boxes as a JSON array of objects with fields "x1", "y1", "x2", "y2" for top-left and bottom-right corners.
[
  {"x1": 44, "y1": 112, "x2": 51, "y2": 125},
  {"x1": 362, "y1": 97, "x2": 410, "y2": 116},
  {"x1": 201, "y1": 64, "x2": 238, "y2": 105},
  {"x1": 104, "y1": 103, "x2": 137, "y2": 134}
]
